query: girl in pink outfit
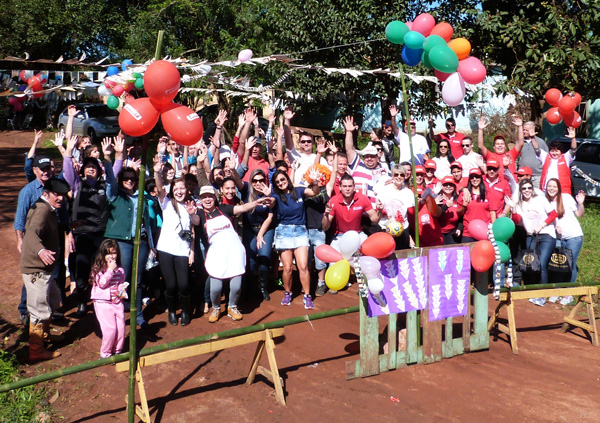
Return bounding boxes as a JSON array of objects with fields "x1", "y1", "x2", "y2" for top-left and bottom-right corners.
[{"x1": 89, "y1": 240, "x2": 127, "y2": 358}]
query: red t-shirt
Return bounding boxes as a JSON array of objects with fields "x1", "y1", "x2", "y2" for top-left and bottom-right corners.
[
  {"x1": 482, "y1": 149, "x2": 520, "y2": 180},
  {"x1": 243, "y1": 156, "x2": 269, "y2": 183},
  {"x1": 459, "y1": 192, "x2": 497, "y2": 238},
  {"x1": 417, "y1": 203, "x2": 443, "y2": 247},
  {"x1": 424, "y1": 177, "x2": 439, "y2": 190},
  {"x1": 438, "y1": 198, "x2": 462, "y2": 234},
  {"x1": 455, "y1": 177, "x2": 468, "y2": 191},
  {"x1": 485, "y1": 178, "x2": 510, "y2": 214},
  {"x1": 439, "y1": 132, "x2": 466, "y2": 159},
  {"x1": 328, "y1": 192, "x2": 373, "y2": 234}
]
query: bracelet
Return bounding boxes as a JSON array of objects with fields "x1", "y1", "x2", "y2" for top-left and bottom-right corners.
[{"x1": 216, "y1": 126, "x2": 222, "y2": 130}]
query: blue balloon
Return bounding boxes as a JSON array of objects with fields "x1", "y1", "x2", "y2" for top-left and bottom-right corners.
[
  {"x1": 107, "y1": 66, "x2": 119, "y2": 76},
  {"x1": 401, "y1": 46, "x2": 423, "y2": 67},
  {"x1": 121, "y1": 59, "x2": 133, "y2": 71}
]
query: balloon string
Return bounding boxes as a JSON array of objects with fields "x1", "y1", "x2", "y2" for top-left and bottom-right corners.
[{"x1": 285, "y1": 38, "x2": 386, "y2": 57}]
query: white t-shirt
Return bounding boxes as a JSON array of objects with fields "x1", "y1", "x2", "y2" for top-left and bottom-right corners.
[
  {"x1": 156, "y1": 197, "x2": 193, "y2": 256},
  {"x1": 515, "y1": 195, "x2": 556, "y2": 237},
  {"x1": 433, "y1": 156, "x2": 451, "y2": 179},
  {"x1": 457, "y1": 152, "x2": 482, "y2": 177},
  {"x1": 552, "y1": 194, "x2": 583, "y2": 240},
  {"x1": 538, "y1": 149, "x2": 575, "y2": 189},
  {"x1": 287, "y1": 148, "x2": 328, "y2": 186},
  {"x1": 395, "y1": 132, "x2": 429, "y2": 165},
  {"x1": 374, "y1": 181, "x2": 415, "y2": 229}
]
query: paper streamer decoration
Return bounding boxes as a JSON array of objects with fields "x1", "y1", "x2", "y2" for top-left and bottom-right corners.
[{"x1": 428, "y1": 246, "x2": 471, "y2": 321}]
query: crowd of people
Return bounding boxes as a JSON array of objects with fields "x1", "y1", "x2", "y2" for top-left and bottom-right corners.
[{"x1": 15, "y1": 104, "x2": 586, "y2": 362}]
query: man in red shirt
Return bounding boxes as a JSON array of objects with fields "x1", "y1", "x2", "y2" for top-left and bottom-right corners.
[
  {"x1": 483, "y1": 158, "x2": 511, "y2": 216},
  {"x1": 450, "y1": 161, "x2": 468, "y2": 191},
  {"x1": 477, "y1": 116, "x2": 524, "y2": 180},
  {"x1": 429, "y1": 117, "x2": 466, "y2": 159}
]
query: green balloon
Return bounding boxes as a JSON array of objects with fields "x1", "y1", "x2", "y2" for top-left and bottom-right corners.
[
  {"x1": 134, "y1": 78, "x2": 144, "y2": 90},
  {"x1": 385, "y1": 21, "x2": 409, "y2": 45},
  {"x1": 423, "y1": 35, "x2": 447, "y2": 54},
  {"x1": 422, "y1": 51, "x2": 433, "y2": 69},
  {"x1": 132, "y1": 72, "x2": 142, "y2": 79},
  {"x1": 404, "y1": 31, "x2": 425, "y2": 50},
  {"x1": 106, "y1": 95, "x2": 119, "y2": 110},
  {"x1": 497, "y1": 241, "x2": 511, "y2": 263},
  {"x1": 429, "y1": 45, "x2": 459, "y2": 73},
  {"x1": 492, "y1": 217, "x2": 516, "y2": 243}
]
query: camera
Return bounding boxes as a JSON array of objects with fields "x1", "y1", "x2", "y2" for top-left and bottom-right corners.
[{"x1": 179, "y1": 229, "x2": 193, "y2": 242}]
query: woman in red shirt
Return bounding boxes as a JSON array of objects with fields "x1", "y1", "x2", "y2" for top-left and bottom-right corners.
[
  {"x1": 460, "y1": 168, "x2": 497, "y2": 242},
  {"x1": 437, "y1": 176, "x2": 464, "y2": 244}
]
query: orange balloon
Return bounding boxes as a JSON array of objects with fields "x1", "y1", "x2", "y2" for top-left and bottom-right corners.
[
  {"x1": 430, "y1": 22, "x2": 453, "y2": 42},
  {"x1": 447, "y1": 38, "x2": 471, "y2": 60},
  {"x1": 360, "y1": 232, "x2": 396, "y2": 259}
]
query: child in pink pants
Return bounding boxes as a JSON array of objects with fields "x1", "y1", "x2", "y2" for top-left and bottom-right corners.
[{"x1": 90, "y1": 240, "x2": 127, "y2": 358}]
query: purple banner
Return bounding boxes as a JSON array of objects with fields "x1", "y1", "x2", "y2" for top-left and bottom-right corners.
[
  {"x1": 367, "y1": 256, "x2": 428, "y2": 317},
  {"x1": 428, "y1": 246, "x2": 470, "y2": 321}
]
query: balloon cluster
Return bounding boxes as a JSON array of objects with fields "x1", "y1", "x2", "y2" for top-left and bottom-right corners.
[
  {"x1": 385, "y1": 14, "x2": 486, "y2": 107},
  {"x1": 469, "y1": 217, "x2": 515, "y2": 272},
  {"x1": 544, "y1": 88, "x2": 582, "y2": 128},
  {"x1": 18, "y1": 70, "x2": 47, "y2": 98},
  {"x1": 316, "y1": 231, "x2": 396, "y2": 295},
  {"x1": 7, "y1": 95, "x2": 26, "y2": 112},
  {"x1": 99, "y1": 60, "x2": 144, "y2": 110},
  {"x1": 118, "y1": 60, "x2": 203, "y2": 144}
]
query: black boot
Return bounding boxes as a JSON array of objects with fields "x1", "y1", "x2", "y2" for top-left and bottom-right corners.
[
  {"x1": 259, "y1": 270, "x2": 271, "y2": 302},
  {"x1": 165, "y1": 294, "x2": 178, "y2": 326},
  {"x1": 179, "y1": 295, "x2": 191, "y2": 326}
]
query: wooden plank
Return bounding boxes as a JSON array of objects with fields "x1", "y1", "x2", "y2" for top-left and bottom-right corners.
[
  {"x1": 406, "y1": 311, "x2": 419, "y2": 364},
  {"x1": 561, "y1": 301, "x2": 583, "y2": 333},
  {"x1": 115, "y1": 328, "x2": 285, "y2": 372},
  {"x1": 462, "y1": 287, "x2": 472, "y2": 353},
  {"x1": 263, "y1": 330, "x2": 286, "y2": 406},
  {"x1": 387, "y1": 313, "x2": 398, "y2": 370},
  {"x1": 586, "y1": 294, "x2": 599, "y2": 346},
  {"x1": 508, "y1": 287, "x2": 597, "y2": 300},
  {"x1": 472, "y1": 269, "x2": 490, "y2": 351},
  {"x1": 422, "y1": 311, "x2": 442, "y2": 363},
  {"x1": 359, "y1": 296, "x2": 380, "y2": 377},
  {"x1": 442, "y1": 317, "x2": 453, "y2": 358},
  {"x1": 135, "y1": 369, "x2": 151, "y2": 423},
  {"x1": 506, "y1": 296, "x2": 518, "y2": 354},
  {"x1": 246, "y1": 341, "x2": 265, "y2": 385},
  {"x1": 563, "y1": 317, "x2": 594, "y2": 333},
  {"x1": 345, "y1": 360, "x2": 361, "y2": 380}
]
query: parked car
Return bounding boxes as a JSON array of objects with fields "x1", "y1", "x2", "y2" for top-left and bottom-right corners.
[
  {"x1": 57, "y1": 103, "x2": 120, "y2": 141},
  {"x1": 553, "y1": 137, "x2": 600, "y2": 198}
]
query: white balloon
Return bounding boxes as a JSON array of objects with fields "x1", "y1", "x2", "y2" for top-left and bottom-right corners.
[
  {"x1": 368, "y1": 278, "x2": 385, "y2": 295},
  {"x1": 441, "y1": 72, "x2": 466, "y2": 107},
  {"x1": 238, "y1": 49, "x2": 253, "y2": 63},
  {"x1": 98, "y1": 85, "x2": 111, "y2": 97},
  {"x1": 339, "y1": 230, "x2": 361, "y2": 260}
]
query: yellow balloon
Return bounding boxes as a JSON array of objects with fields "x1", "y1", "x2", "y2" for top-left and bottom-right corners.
[
  {"x1": 325, "y1": 260, "x2": 351, "y2": 291},
  {"x1": 448, "y1": 38, "x2": 471, "y2": 60}
]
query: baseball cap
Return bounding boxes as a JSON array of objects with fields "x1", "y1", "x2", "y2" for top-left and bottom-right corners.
[
  {"x1": 43, "y1": 178, "x2": 70, "y2": 194},
  {"x1": 361, "y1": 145, "x2": 378, "y2": 156},
  {"x1": 415, "y1": 165, "x2": 426, "y2": 175},
  {"x1": 493, "y1": 134, "x2": 505, "y2": 142},
  {"x1": 34, "y1": 156, "x2": 52, "y2": 168},
  {"x1": 384, "y1": 120, "x2": 392, "y2": 128},
  {"x1": 450, "y1": 161, "x2": 462, "y2": 169},
  {"x1": 517, "y1": 167, "x2": 533, "y2": 176},
  {"x1": 416, "y1": 186, "x2": 424, "y2": 195},
  {"x1": 486, "y1": 158, "x2": 499, "y2": 168},
  {"x1": 199, "y1": 186, "x2": 217, "y2": 197},
  {"x1": 424, "y1": 159, "x2": 437, "y2": 170},
  {"x1": 441, "y1": 176, "x2": 456, "y2": 186},
  {"x1": 469, "y1": 168, "x2": 482, "y2": 176}
]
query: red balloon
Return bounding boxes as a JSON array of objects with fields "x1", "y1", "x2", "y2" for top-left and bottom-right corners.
[
  {"x1": 144, "y1": 60, "x2": 181, "y2": 105},
  {"x1": 558, "y1": 95, "x2": 577, "y2": 115},
  {"x1": 8, "y1": 97, "x2": 18, "y2": 106},
  {"x1": 471, "y1": 240, "x2": 495, "y2": 272},
  {"x1": 546, "y1": 107, "x2": 562, "y2": 125},
  {"x1": 458, "y1": 57, "x2": 487, "y2": 84},
  {"x1": 563, "y1": 111, "x2": 582, "y2": 129},
  {"x1": 360, "y1": 232, "x2": 396, "y2": 259},
  {"x1": 13, "y1": 102, "x2": 23, "y2": 112},
  {"x1": 468, "y1": 219, "x2": 489, "y2": 241},
  {"x1": 316, "y1": 245, "x2": 344, "y2": 264},
  {"x1": 160, "y1": 103, "x2": 204, "y2": 146},
  {"x1": 412, "y1": 13, "x2": 436, "y2": 37},
  {"x1": 425, "y1": 195, "x2": 438, "y2": 215},
  {"x1": 31, "y1": 81, "x2": 44, "y2": 98},
  {"x1": 111, "y1": 84, "x2": 124, "y2": 97},
  {"x1": 545, "y1": 88, "x2": 562, "y2": 107},
  {"x1": 430, "y1": 22, "x2": 453, "y2": 42},
  {"x1": 119, "y1": 97, "x2": 160, "y2": 137},
  {"x1": 572, "y1": 92, "x2": 582, "y2": 106},
  {"x1": 434, "y1": 69, "x2": 452, "y2": 81}
]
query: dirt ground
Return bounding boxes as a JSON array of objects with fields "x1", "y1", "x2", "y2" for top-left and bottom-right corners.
[{"x1": 0, "y1": 130, "x2": 599, "y2": 423}]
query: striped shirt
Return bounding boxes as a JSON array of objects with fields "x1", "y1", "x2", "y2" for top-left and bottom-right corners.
[{"x1": 349, "y1": 155, "x2": 390, "y2": 207}]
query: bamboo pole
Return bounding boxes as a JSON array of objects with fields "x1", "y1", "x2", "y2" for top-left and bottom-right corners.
[
  {"x1": 497, "y1": 280, "x2": 599, "y2": 292},
  {"x1": 0, "y1": 305, "x2": 359, "y2": 393}
]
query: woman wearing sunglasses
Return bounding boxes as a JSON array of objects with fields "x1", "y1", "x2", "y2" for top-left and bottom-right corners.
[
  {"x1": 459, "y1": 168, "x2": 498, "y2": 243},
  {"x1": 437, "y1": 176, "x2": 464, "y2": 245},
  {"x1": 432, "y1": 140, "x2": 455, "y2": 179}
]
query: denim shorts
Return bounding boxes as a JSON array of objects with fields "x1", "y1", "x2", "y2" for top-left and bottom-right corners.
[
  {"x1": 308, "y1": 228, "x2": 327, "y2": 270},
  {"x1": 275, "y1": 224, "x2": 309, "y2": 250}
]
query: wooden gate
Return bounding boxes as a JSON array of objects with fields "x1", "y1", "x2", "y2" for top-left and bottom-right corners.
[{"x1": 346, "y1": 244, "x2": 489, "y2": 380}]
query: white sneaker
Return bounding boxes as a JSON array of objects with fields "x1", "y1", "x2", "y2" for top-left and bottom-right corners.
[
  {"x1": 529, "y1": 297, "x2": 547, "y2": 307},
  {"x1": 548, "y1": 296, "x2": 560, "y2": 303},
  {"x1": 560, "y1": 295, "x2": 574, "y2": 305}
]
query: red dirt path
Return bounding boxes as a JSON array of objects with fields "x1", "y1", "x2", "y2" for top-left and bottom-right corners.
[{"x1": 0, "y1": 130, "x2": 598, "y2": 423}]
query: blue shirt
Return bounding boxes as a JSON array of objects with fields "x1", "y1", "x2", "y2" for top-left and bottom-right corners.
[{"x1": 273, "y1": 187, "x2": 307, "y2": 225}]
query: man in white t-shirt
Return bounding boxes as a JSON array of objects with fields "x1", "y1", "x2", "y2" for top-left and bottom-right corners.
[
  {"x1": 388, "y1": 105, "x2": 429, "y2": 165},
  {"x1": 456, "y1": 136, "x2": 482, "y2": 177}
]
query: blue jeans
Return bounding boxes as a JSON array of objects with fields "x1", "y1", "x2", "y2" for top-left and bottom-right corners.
[
  {"x1": 307, "y1": 229, "x2": 327, "y2": 271},
  {"x1": 560, "y1": 236, "x2": 584, "y2": 283},
  {"x1": 526, "y1": 234, "x2": 555, "y2": 284},
  {"x1": 118, "y1": 240, "x2": 149, "y2": 325},
  {"x1": 243, "y1": 227, "x2": 274, "y2": 273}
]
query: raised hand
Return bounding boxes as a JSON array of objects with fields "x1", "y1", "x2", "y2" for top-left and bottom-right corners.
[
  {"x1": 504, "y1": 195, "x2": 515, "y2": 209},
  {"x1": 275, "y1": 125, "x2": 284, "y2": 139},
  {"x1": 153, "y1": 155, "x2": 163, "y2": 174},
  {"x1": 52, "y1": 132, "x2": 65, "y2": 148},
  {"x1": 343, "y1": 116, "x2": 357, "y2": 132},
  {"x1": 113, "y1": 136, "x2": 125, "y2": 154},
  {"x1": 389, "y1": 105, "x2": 399, "y2": 118},
  {"x1": 576, "y1": 190, "x2": 585, "y2": 204},
  {"x1": 478, "y1": 116, "x2": 488, "y2": 130},
  {"x1": 268, "y1": 112, "x2": 276, "y2": 127},
  {"x1": 512, "y1": 115, "x2": 523, "y2": 127},
  {"x1": 34, "y1": 129, "x2": 43, "y2": 144},
  {"x1": 566, "y1": 127, "x2": 576, "y2": 139},
  {"x1": 237, "y1": 113, "x2": 245, "y2": 128},
  {"x1": 214, "y1": 109, "x2": 228, "y2": 127},
  {"x1": 502, "y1": 154, "x2": 511, "y2": 167},
  {"x1": 197, "y1": 143, "x2": 208, "y2": 163},
  {"x1": 67, "y1": 105, "x2": 78, "y2": 118},
  {"x1": 244, "y1": 107, "x2": 257, "y2": 123},
  {"x1": 157, "y1": 136, "x2": 168, "y2": 154},
  {"x1": 245, "y1": 135, "x2": 258, "y2": 151},
  {"x1": 66, "y1": 134, "x2": 78, "y2": 153},
  {"x1": 101, "y1": 137, "x2": 114, "y2": 157},
  {"x1": 326, "y1": 140, "x2": 338, "y2": 154},
  {"x1": 185, "y1": 200, "x2": 197, "y2": 215},
  {"x1": 432, "y1": 181, "x2": 443, "y2": 195},
  {"x1": 316, "y1": 138, "x2": 327, "y2": 154},
  {"x1": 283, "y1": 107, "x2": 295, "y2": 122},
  {"x1": 130, "y1": 158, "x2": 142, "y2": 171}
]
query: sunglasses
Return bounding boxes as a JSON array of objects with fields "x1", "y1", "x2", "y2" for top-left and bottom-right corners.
[
  {"x1": 275, "y1": 178, "x2": 287, "y2": 185},
  {"x1": 469, "y1": 175, "x2": 481, "y2": 179},
  {"x1": 214, "y1": 172, "x2": 225, "y2": 177},
  {"x1": 521, "y1": 186, "x2": 533, "y2": 191},
  {"x1": 299, "y1": 139, "x2": 312, "y2": 144},
  {"x1": 442, "y1": 183, "x2": 455, "y2": 187},
  {"x1": 439, "y1": 145, "x2": 448, "y2": 149},
  {"x1": 376, "y1": 148, "x2": 383, "y2": 152},
  {"x1": 122, "y1": 176, "x2": 136, "y2": 182},
  {"x1": 251, "y1": 178, "x2": 265, "y2": 183},
  {"x1": 487, "y1": 167, "x2": 498, "y2": 171},
  {"x1": 364, "y1": 155, "x2": 377, "y2": 159},
  {"x1": 446, "y1": 123, "x2": 455, "y2": 128},
  {"x1": 392, "y1": 173, "x2": 405, "y2": 177},
  {"x1": 462, "y1": 144, "x2": 471, "y2": 147}
]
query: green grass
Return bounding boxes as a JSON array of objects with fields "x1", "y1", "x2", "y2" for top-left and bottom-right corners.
[
  {"x1": 577, "y1": 202, "x2": 600, "y2": 285},
  {"x1": 0, "y1": 351, "x2": 51, "y2": 423}
]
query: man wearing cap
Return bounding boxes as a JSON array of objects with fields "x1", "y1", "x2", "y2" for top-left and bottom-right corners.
[
  {"x1": 456, "y1": 136, "x2": 482, "y2": 177},
  {"x1": 477, "y1": 116, "x2": 524, "y2": 179},
  {"x1": 389, "y1": 105, "x2": 430, "y2": 165},
  {"x1": 21, "y1": 178, "x2": 70, "y2": 362},
  {"x1": 519, "y1": 121, "x2": 548, "y2": 188},
  {"x1": 343, "y1": 116, "x2": 390, "y2": 215},
  {"x1": 483, "y1": 158, "x2": 511, "y2": 216},
  {"x1": 428, "y1": 117, "x2": 466, "y2": 159},
  {"x1": 449, "y1": 161, "x2": 468, "y2": 190}
]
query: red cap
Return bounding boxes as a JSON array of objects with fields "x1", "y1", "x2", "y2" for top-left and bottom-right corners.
[
  {"x1": 416, "y1": 186, "x2": 424, "y2": 195},
  {"x1": 424, "y1": 159, "x2": 437, "y2": 170},
  {"x1": 517, "y1": 167, "x2": 533, "y2": 176},
  {"x1": 450, "y1": 161, "x2": 462, "y2": 169},
  {"x1": 415, "y1": 165, "x2": 426, "y2": 175},
  {"x1": 486, "y1": 158, "x2": 499, "y2": 168},
  {"x1": 441, "y1": 176, "x2": 456, "y2": 186},
  {"x1": 493, "y1": 134, "x2": 505, "y2": 142},
  {"x1": 469, "y1": 168, "x2": 482, "y2": 176}
]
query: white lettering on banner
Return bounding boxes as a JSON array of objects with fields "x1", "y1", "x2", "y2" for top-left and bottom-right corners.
[
  {"x1": 186, "y1": 113, "x2": 199, "y2": 121},
  {"x1": 124, "y1": 104, "x2": 142, "y2": 121}
]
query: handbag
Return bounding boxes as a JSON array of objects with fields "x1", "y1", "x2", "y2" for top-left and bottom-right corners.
[
  {"x1": 547, "y1": 237, "x2": 573, "y2": 281},
  {"x1": 517, "y1": 234, "x2": 542, "y2": 275}
]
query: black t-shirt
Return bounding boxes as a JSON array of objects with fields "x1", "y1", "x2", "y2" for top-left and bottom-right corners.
[
  {"x1": 304, "y1": 192, "x2": 329, "y2": 230},
  {"x1": 196, "y1": 204, "x2": 236, "y2": 249}
]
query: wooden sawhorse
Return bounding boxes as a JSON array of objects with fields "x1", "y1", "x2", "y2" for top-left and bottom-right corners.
[
  {"x1": 115, "y1": 328, "x2": 286, "y2": 423},
  {"x1": 488, "y1": 286, "x2": 598, "y2": 354}
]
